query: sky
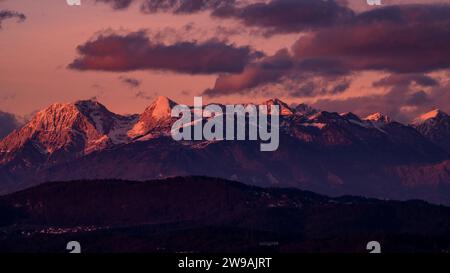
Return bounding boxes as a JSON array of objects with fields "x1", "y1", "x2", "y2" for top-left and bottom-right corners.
[{"x1": 1, "y1": 0, "x2": 450, "y2": 125}]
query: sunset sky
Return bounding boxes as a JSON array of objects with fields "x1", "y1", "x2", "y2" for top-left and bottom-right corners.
[{"x1": 1, "y1": 0, "x2": 450, "y2": 124}]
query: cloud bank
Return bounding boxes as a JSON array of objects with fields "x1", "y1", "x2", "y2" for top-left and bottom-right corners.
[{"x1": 69, "y1": 31, "x2": 264, "y2": 74}]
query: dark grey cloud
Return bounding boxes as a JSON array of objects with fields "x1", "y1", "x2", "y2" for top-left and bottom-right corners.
[
  {"x1": 212, "y1": 0, "x2": 354, "y2": 36},
  {"x1": 373, "y1": 74, "x2": 439, "y2": 88},
  {"x1": 203, "y1": 44, "x2": 353, "y2": 97},
  {"x1": 68, "y1": 30, "x2": 263, "y2": 74},
  {"x1": 135, "y1": 90, "x2": 154, "y2": 100},
  {"x1": 119, "y1": 76, "x2": 141, "y2": 88},
  {"x1": 406, "y1": 90, "x2": 431, "y2": 106},
  {"x1": 0, "y1": 111, "x2": 22, "y2": 139},
  {"x1": 203, "y1": 48, "x2": 351, "y2": 98},
  {"x1": 292, "y1": 4, "x2": 450, "y2": 74},
  {"x1": 140, "y1": 0, "x2": 235, "y2": 14},
  {"x1": 96, "y1": 0, "x2": 235, "y2": 13},
  {"x1": 0, "y1": 10, "x2": 26, "y2": 28},
  {"x1": 143, "y1": 22, "x2": 248, "y2": 45},
  {"x1": 203, "y1": 49, "x2": 294, "y2": 96},
  {"x1": 284, "y1": 77, "x2": 351, "y2": 98},
  {"x1": 95, "y1": 0, "x2": 134, "y2": 10}
]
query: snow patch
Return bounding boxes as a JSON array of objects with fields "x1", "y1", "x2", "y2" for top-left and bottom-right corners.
[
  {"x1": 413, "y1": 109, "x2": 447, "y2": 124},
  {"x1": 307, "y1": 122, "x2": 327, "y2": 129},
  {"x1": 365, "y1": 112, "x2": 391, "y2": 123}
]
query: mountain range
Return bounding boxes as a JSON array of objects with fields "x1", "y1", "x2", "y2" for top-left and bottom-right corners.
[{"x1": 0, "y1": 96, "x2": 449, "y2": 205}]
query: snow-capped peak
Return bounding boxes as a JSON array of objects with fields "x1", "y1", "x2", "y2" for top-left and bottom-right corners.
[
  {"x1": 30, "y1": 102, "x2": 80, "y2": 131},
  {"x1": 413, "y1": 109, "x2": 448, "y2": 124},
  {"x1": 0, "y1": 99, "x2": 138, "y2": 160},
  {"x1": 127, "y1": 96, "x2": 177, "y2": 138},
  {"x1": 262, "y1": 98, "x2": 293, "y2": 116},
  {"x1": 74, "y1": 99, "x2": 116, "y2": 134},
  {"x1": 364, "y1": 112, "x2": 391, "y2": 123},
  {"x1": 0, "y1": 101, "x2": 99, "y2": 156},
  {"x1": 148, "y1": 96, "x2": 177, "y2": 120}
]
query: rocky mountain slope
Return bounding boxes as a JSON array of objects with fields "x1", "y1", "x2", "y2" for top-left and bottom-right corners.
[{"x1": 413, "y1": 109, "x2": 450, "y2": 153}]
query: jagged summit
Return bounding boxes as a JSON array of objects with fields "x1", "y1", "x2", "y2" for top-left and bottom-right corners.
[
  {"x1": 19, "y1": 102, "x2": 88, "y2": 137},
  {"x1": 148, "y1": 96, "x2": 178, "y2": 120},
  {"x1": 29, "y1": 100, "x2": 112, "y2": 129},
  {"x1": 413, "y1": 109, "x2": 448, "y2": 124},
  {"x1": 0, "y1": 99, "x2": 137, "y2": 162},
  {"x1": 262, "y1": 98, "x2": 293, "y2": 116},
  {"x1": 128, "y1": 96, "x2": 178, "y2": 138},
  {"x1": 0, "y1": 101, "x2": 101, "y2": 158},
  {"x1": 413, "y1": 109, "x2": 450, "y2": 152},
  {"x1": 364, "y1": 112, "x2": 392, "y2": 124}
]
